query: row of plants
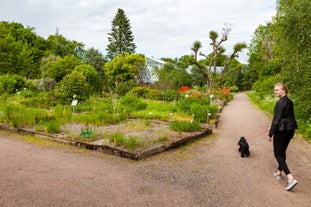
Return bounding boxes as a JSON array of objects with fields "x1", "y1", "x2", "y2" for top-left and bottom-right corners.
[
  {"x1": 0, "y1": 85, "x2": 226, "y2": 125},
  {"x1": 0, "y1": 85, "x2": 231, "y2": 151}
]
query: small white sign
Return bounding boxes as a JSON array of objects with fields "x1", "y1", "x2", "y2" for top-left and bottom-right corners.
[{"x1": 71, "y1": 100, "x2": 78, "y2": 106}]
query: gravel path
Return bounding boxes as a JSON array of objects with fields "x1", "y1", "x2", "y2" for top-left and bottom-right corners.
[{"x1": 1, "y1": 92, "x2": 311, "y2": 207}]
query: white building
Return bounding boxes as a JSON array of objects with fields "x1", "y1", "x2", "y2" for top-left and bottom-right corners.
[{"x1": 143, "y1": 56, "x2": 166, "y2": 83}]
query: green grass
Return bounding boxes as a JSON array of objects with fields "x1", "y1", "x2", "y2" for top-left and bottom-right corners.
[
  {"x1": 170, "y1": 120, "x2": 202, "y2": 132},
  {"x1": 123, "y1": 136, "x2": 142, "y2": 151}
]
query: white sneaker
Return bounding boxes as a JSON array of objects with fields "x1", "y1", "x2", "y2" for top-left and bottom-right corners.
[
  {"x1": 285, "y1": 179, "x2": 298, "y2": 191},
  {"x1": 273, "y1": 172, "x2": 283, "y2": 180}
]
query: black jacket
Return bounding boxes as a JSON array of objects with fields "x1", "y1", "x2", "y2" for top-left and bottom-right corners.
[{"x1": 269, "y1": 95, "x2": 298, "y2": 137}]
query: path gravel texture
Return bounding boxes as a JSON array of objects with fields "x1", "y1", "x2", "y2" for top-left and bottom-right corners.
[{"x1": 1, "y1": 92, "x2": 311, "y2": 207}]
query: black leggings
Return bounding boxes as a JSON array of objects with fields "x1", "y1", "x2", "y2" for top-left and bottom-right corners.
[{"x1": 273, "y1": 130, "x2": 295, "y2": 175}]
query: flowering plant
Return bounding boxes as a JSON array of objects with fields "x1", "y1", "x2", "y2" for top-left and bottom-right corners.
[
  {"x1": 178, "y1": 86, "x2": 191, "y2": 93},
  {"x1": 222, "y1": 86, "x2": 230, "y2": 98}
]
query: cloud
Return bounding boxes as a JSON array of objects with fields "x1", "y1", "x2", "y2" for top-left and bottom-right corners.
[{"x1": 0, "y1": 0, "x2": 276, "y2": 63}]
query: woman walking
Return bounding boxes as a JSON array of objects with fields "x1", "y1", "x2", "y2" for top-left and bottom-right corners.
[{"x1": 268, "y1": 82, "x2": 298, "y2": 191}]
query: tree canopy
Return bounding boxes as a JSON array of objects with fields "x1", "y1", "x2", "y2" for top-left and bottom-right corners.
[
  {"x1": 247, "y1": 0, "x2": 311, "y2": 122},
  {"x1": 104, "y1": 53, "x2": 145, "y2": 89}
]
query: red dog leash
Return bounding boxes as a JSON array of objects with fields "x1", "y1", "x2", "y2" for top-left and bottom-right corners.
[{"x1": 246, "y1": 129, "x2": 269, "y2": 140}]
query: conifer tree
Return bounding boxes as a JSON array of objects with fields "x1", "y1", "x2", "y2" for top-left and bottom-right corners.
[{"x1": 106, "y1": 8, "x2": 136, "y2": 60}]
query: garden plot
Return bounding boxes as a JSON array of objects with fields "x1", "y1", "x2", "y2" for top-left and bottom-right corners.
[{"x1": 0, "y1": 119, "x2": 212, "y2": 160}]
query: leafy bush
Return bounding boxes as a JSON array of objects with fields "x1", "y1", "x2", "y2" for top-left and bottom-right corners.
[
  {"x1": 146, "y1": 88, "x2": 161, "y2": 100},
  {"x1": 55, "y1": 71, "x2": 90, "y2": 104},
  {"x1": 115, "y1": 80, "x2": 137, "y2": 96},
  {"x1": 46, "y1": 119, "x2": 61, "y2": 133},
  {"x1": 0, "y1": 74, "x2": 25, "y2": 94},
  {"x1": 176, "y1": 97, "x2": 210, "y2": 113},
  {"x1": 189, "y1": 103, "x2": 207, "y2": 123},
  {"x1": 162, "y1": 89, "x2": 181, "y2": 101},
  {"x1": 38, "y1": 78, "x2": 57, "y2": 91},
  {"x1": 80, "y1": 126, "x2": 96, "y2": 139},
  {"x1": 74, "y1": 64, "x2": 103, "y2": 93},
  {"x1": 189, "y1": 103, "x2": 218, "y2": 123},
  {"x1": 251, "y1": 76, "x2": 282, "y2": 98},
  {"x1": 19, "y1": 92, "x2": 56, "y2": 108},
  {"x1": 229, "y1": 85, "x2": 239, "y2": 92},
  {"x1": 170, "y1": 121, "x2": 201, "y2": 132},
  {"x1": 119, "y1": 95, "x2": 147, "y2": 112},
  {"x1": 126, "y1": 86, "x2": 149, "y2": 98}
]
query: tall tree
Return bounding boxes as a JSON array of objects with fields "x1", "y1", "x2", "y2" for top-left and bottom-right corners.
[
  {"x1": 0, "y1": 21, "x2": 47, "y2": 78},
  {"x1": 192, "y1": 27, "x2": 246, "y2": 92},
  {"x1": 46, "y1": 33, "x2": 85, "y2": 58},
  {"x1": 248, "y1": 0, "x2": 311, "y2": 122},
  {"x1": 106, "y1": 8, "x2": 136, "y2": 60},
  {"x1": 274, "y1": 0, "x2": 311, "y2": 121}
]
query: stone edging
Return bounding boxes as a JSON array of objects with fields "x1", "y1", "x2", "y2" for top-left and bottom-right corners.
[{"x1": 0, "y1": 124, "x2": 212, "y2": 160}]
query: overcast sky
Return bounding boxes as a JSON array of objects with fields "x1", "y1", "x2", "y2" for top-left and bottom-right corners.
[{"x1": 1, "y1": 0, "x2": 276, "y2": 63}]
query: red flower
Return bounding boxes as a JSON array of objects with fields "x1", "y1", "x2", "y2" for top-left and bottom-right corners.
[
  {"x1": 222, "y1": 86, "x2": 230, "y2": 98},
  {"x1": 178, "y1": 86, "x2": 191, "y2": 93}
]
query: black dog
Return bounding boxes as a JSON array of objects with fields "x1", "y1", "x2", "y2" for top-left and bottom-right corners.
[{"x1": 238, "y1": 137, "x2": 250, "y2": 157}]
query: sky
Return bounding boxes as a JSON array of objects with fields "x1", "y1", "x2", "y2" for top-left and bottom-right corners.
[{"x1": 1, "y1": 0, "x2": 277, "y2": 64}]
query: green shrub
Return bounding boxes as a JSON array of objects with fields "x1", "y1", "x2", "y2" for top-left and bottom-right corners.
[
  {"x1": 189, "y1": 103, "x2": 218, "y2": 123},
  {"x1": 189, "y1": 103, "x2": 207, "y2": 123},
  {"x1": 158, "y1": 136, "x2": 168, "y2": 142},
  {"x1": 19, "y1": 92, "x2": 56, "y2": 108},
  {"x1": 251, "y1": 76, "x2": 282, "y2": 98},
  {"x1": 247, "y1": 91, "x2": 276, "y2": 114},
  {"x1": 0, "y1": 74, "x2": 25, "y2": 94},
  {"x1": 229, "y1": 86, "x2": 239, "y2": 92},
  {"x1": 124, "y1": 136, "x2": 141, "y2": 151},
  {"x1": 146, "y1": 88, "x2": 161, "y2": 100},
  {"x1": 52, "y1": 104, "x2": 72, "y2": 123},
  {"x1": 55, "y1": 71, "x2": 91, "y2": 104},
  {"x1": 38, "y1": 78, "x2": 57, "y2": 91},
  {"x1": 176, "y1": 97, "x2": 210, "y2": 113},
  {"x1": 46, "y1": 120, "x2": 61, "y2": 133},
  {"x1": 162, "y1": 89, "x2": 181, "y2": 101},
  {"x1": 115, "y1": 80, "x2": 137, "y2": 96},
  {"x1": 80, "y1": 126, "x2": 96, "y2": 139},
  {"x1": 109, "y1": 132, "x2": 125, "y2": 146},
  {"x1": 119, "y1": 95, "x2": 147, "y2": 112},
  {"x1": 170, "y1": 121, "x2": 201, "y2": 132},
  {"x1": 74, "y1": 64, "x2": 103, "y2": 94},
  {"x1": 126, "y1": 86, "x2": 149, "y2": 98}
]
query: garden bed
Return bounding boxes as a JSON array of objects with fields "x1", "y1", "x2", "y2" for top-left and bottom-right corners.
[{"x1": 0, "y1": 119, "x2": 212, "y2": 160}]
